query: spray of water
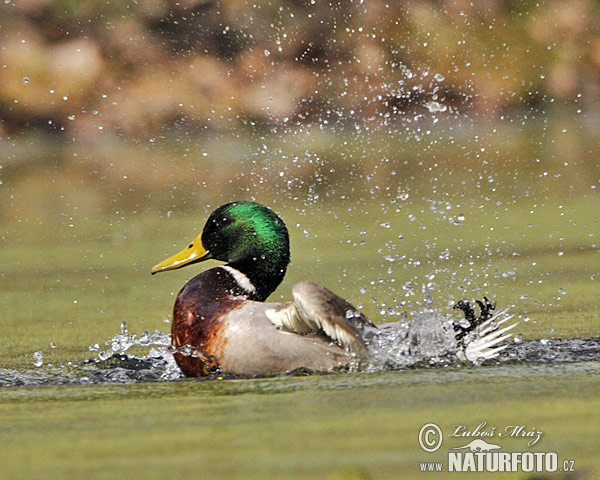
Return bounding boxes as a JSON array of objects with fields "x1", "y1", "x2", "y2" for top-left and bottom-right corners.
[{"x1": 2, "y1": 302, "x2": 598, "y2": 388}]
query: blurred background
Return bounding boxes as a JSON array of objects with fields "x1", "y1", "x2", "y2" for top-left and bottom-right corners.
[
  {"x1": 0, "y1": 0, "x2": 598, "y2": 365},
  {"x1": 1, "y1": 0, "x2": 599, "y2": 218}
]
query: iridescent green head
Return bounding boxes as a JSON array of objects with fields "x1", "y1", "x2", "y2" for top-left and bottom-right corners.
[
  {"x1": 201, "y1": 201, "x2": 290, "y2": 266},
  {"x1": 152, "y1": 201, "x2": 290, "y2": 300}
]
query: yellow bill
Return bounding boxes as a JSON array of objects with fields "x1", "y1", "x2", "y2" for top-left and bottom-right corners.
[{"x1": 151, "y1": 233, "x2": 212, "y2": 274}]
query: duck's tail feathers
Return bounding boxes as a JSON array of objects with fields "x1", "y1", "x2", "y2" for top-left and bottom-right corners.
[{"x1": 464, "y1": 313, "x2": 518, "y2": 362}]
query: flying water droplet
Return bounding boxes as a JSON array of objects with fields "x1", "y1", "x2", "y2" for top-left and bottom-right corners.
[
  {"x1": 424, "y1": 101, "x2": 447, "y2": 113},
  {"x1": 33, "y1": 351, "x2": 43, "y2": 367},
  {"x1": 451, "y1": 213, "x2": 465, "y2": 225}
]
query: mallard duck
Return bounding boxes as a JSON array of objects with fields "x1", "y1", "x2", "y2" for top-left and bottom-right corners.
[{"x1": 151, "y1": 201, "x2": 375, "y2": 377}]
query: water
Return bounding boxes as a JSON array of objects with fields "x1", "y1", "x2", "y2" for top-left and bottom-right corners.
[
  {"x1": 0, "y1": 328, "x2": 181, "y2": 387},
  {"x1": 1, "y1": 312, "x2": 598, "y2": 388},
  {"x1": 365, "y1": 309, "x2": 459, "y2": 370}
]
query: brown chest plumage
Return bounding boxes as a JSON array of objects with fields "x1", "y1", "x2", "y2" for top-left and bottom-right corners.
[{"x1": 171, "y1": 267, "x2": 252, "y2": 376}]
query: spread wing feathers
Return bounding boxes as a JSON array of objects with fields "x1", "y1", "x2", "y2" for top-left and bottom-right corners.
[
  {"x1": 464, "y1": 311, "x2": 518, "y2": 361},
  {"x1": 265, "y1": 281, "x2": 375, "y2": 354}
]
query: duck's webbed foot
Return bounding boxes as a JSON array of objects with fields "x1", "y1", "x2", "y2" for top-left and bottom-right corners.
[
  {"x1": 452, "y1": 297, "x2": 519, "y2": 362},
  {"x1": 453, "y1": 296, "x2": 496, "y2": 343}
]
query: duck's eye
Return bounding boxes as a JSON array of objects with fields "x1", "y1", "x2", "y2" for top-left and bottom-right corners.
[{"x1": 220, "y1": 217, "x2": 231, "y2": 225}]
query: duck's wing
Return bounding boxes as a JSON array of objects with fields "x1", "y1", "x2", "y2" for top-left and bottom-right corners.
[{"x1": 265, "y1": 281, "x2": 375, "y2": 355}]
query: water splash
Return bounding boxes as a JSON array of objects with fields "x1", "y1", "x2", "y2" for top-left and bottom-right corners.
[
  {"x1": 1, "y1": 312, "x2": 599, "y2": 387},
  {"x1": 0, "y1": 324, "x2": 182, "y2": 387},
  {"x1": 365, "y1": 308, "x2": 480, "y2": 371}
]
